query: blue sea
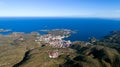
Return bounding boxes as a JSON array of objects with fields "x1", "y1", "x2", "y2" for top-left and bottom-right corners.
[{"x1": 0, "y1": 17, "x2": 120, "y2": 41}]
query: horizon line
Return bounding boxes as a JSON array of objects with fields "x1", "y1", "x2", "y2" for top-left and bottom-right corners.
[{"x1": 0, "y1": 16, "x2": 119, "y2": 20}]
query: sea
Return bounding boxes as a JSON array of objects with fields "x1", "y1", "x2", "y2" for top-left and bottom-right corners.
[{"x1": 0, "y1": 17, "x2": 120, "y2": 41}]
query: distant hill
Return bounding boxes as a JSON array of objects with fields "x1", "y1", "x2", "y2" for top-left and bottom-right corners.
[{"x1": 93, "y1": 31, "x2": 120, "y2": 53}]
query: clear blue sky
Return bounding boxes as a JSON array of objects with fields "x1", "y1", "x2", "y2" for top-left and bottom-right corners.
[{"x1": 0, "y1": 0, "x2": 120, "y2": 18}]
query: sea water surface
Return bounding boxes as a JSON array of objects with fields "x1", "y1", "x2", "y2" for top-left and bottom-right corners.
[{"x1": 0, "y1": 17, "x2": 120, "y2": 41}]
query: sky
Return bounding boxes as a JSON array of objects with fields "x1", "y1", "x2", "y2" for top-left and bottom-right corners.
[{"x1": 0, "y1": 0, "x2": 120, "y2": 18}]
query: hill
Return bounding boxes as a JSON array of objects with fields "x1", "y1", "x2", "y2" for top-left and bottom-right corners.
[{"x1": 0, "y1": 31, "x2": 120, "y2": 67}]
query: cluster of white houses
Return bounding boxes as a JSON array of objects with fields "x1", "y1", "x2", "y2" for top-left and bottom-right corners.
[{"x1": 35, "y1": 34, "x2": 72, "y2": 48}]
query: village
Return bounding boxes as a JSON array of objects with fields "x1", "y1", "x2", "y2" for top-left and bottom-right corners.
[{"x1": 35, "y1": 34, "x2": 72, "y2": 48}]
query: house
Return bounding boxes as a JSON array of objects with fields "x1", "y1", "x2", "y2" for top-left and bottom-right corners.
[
  {"x1": 49, "y1": 51, "x2": 59, "y2": 58},
  {"x1": 18, "y1": 36, "x2": 24, "y2": 41}
]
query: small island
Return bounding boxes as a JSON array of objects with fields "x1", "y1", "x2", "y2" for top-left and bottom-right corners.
[{"x1": 0, "y1": 28, "x2": 11, "y2": 32}]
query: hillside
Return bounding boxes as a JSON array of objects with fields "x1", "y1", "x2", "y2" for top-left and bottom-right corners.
[{"x1": 0, "y1": 31, "x2": 120, "y2": 67}]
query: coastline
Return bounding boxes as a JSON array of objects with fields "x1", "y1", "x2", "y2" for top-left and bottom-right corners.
[{"x1": 0, "y1": 18, "x2": 120, "y2": 41}]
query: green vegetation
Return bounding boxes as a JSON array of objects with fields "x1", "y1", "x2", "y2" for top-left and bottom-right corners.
[
  {"x1": 65, "y1": 42, "x2": 120, "y2": 67},
  {"x1": 0, "y1": 31, "x2": 120, "y2": 67},
  {"x1": 93, "y1": 31, "x2": 120, "y2": 53}
]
